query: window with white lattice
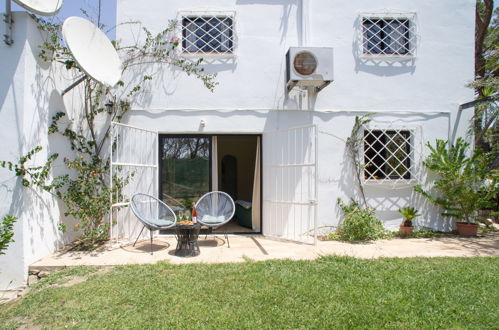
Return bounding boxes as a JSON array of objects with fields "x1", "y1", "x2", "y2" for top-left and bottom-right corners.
[
  {"x1": 181, "y1": 14, "x2": 235, "y2": 54},
  {"x1": 363, "y1": 129, "x2": 414, "y2": 182},
  {"x1": 361, "y1": 13, "x2": 417, "y2": 58}
]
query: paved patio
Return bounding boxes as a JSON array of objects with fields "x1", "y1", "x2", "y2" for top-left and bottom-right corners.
[{"x1": 29, "y1": 233, "x2": 499, "y2": 272}]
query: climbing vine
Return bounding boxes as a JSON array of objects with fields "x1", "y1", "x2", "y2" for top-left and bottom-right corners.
[
  {"x1": 345, "y1": 114, "x2": 373, "y2": 207},
  {"x1": 1, "y1": 15, "x2": 217, "y2": 250}
]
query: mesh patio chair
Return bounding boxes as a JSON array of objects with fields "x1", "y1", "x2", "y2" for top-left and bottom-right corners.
[
  {"x1": 130, "y1": 193, "x2": 177, "y2": 254},
  {"x1": 195, "y1": 191, "x2": 235, "y2": 248}
]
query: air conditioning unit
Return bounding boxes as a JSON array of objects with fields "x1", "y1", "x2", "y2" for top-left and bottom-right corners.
[{"x1": 286, "y1": 47, "x2": 334, "y2": 92}]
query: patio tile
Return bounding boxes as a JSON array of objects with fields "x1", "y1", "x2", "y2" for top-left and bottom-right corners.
[{"x1": 29, "y1": 234, "x2": 499, "y2": 272}]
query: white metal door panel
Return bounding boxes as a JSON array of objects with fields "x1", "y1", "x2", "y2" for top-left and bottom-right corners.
[
  {"x1": 262, "y1": 125, "x2": 317, "y2": 244},
  {"x1": 110, "y1": 122, "x2": 158, "y2": 241}
]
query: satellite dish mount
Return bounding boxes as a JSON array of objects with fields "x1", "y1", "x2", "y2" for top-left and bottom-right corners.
[{"x1": 3, "y1": 0, "x2": 63, "y2": 46}]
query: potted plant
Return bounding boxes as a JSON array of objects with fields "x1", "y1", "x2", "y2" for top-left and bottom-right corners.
[
  {"x1": 398, "y1": 207, "x2": 420, "y2": 237},
  {"x1": 415, "y1": 138, "x2": 497, "y2": 237}
]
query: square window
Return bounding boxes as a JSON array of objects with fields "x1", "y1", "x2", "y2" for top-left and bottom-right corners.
[
  {"x1": 364, "y1": 129, "x2": 412, "y2": 181},
  {"x1": 360, "y1": 14, "x2": 417, "y2": 58},
  {"x1": 182, "y1": 16, "x2": 234, "y2": 54}
]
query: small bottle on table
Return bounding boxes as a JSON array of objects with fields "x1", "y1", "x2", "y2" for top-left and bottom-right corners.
[{"x1": 191, "y1": 202, "x2": 197, "y2": 224}]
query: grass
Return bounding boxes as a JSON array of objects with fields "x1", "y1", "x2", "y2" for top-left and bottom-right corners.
[
  {"x1": 1, "y1": 257, "x2": 498, "y2": 329},
  {"x1": 323, "y1": 228, "x2": 452, "y2": 241},
  {"x1": 325, "y1": 228, "x2": 499, "y2": 241}
]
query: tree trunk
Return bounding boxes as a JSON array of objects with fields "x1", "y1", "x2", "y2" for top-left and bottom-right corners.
[
  {"x1": 475, "y1": 0, "x2": 494, "y2": 83},
  {"x1": 474, "y1": 0, "x2": 494, "y2": 149}
]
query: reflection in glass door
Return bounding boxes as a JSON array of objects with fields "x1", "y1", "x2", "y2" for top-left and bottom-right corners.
[{"x1": 159, "y1": 136, "x2": 211, "y2": 214}]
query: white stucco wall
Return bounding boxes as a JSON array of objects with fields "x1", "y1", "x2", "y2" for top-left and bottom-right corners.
[
  {"x1": 0, "y1": 13, "x2": 78, "y2": 290},
  {"x1": 0, "y1": 12, "x2": 27, "y2": 291},
  {"x1": 116, "y1": 0, "x2": 474, "y2": 114},
  {"x1": 116, "y1": 0, "x2": 475, "y2": 233}
]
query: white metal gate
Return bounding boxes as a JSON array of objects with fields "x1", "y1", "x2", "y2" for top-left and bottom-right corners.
[
  {"x1": 262, "y1": 125, "x2": 318, "y2": 244},
  {"x1": 109, "y1": 122, "x2": 158, "y2": 241}
]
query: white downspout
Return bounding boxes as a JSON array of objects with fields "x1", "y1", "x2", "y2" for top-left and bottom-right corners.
[
  {"x1": 300, "y1": 0, "x2": 309, "y2": 47},
  {"x1": 4, "y1": 0, "x2": 13, "y2": 45},
  {"x1": 300, "y1": 0, "x2": 316, "y2": 110}
]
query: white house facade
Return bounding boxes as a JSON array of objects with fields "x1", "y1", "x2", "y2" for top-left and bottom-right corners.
[
  {"x1": 0, "y1": 0, "x2": 475, "y2": 290},
  {"x1": 114, "y1": 0, "x2": 475, "y2": 237}
]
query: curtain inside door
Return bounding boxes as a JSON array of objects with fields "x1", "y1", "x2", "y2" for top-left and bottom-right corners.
[{"x1": 252, "y1": 137, "x2": 261, "y2": 231}]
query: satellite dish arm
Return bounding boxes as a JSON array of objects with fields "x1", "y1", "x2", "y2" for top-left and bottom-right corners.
[{"x1": 61, "y1": 75, "x2": 88, "y2": 96}]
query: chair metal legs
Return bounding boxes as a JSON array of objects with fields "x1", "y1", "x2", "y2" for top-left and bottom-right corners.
[
  {"x1": 224, "y1": 230, "x2": 230, "y2": 248},
  {"x1": 133, "y1": 225, "x2": 146, "y2": 247},
  {"x1": 204, "y1": 227, "x2": 230, "y2": 248},
  {"x1": 133, "y1": 225, "x2": 154, "y2": 255},
  {"x1": 150, "y1": 229, "x2": 153, "y2": 255}
]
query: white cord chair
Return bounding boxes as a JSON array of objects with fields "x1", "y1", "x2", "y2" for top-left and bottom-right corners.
[
  {"x1": 130, "y1": 193, "x2": 177, "y2": 254},
  {"x1": 195, "y1": 191, "x2": 235, "y2": 248}
]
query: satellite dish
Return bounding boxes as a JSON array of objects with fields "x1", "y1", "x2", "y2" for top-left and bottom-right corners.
[
  {"x1": 62, "y1": 16, "x2": 122, "y2": 87},
  {"x1": 12, "y1": 0, "x2": 63, "y2": 16},
  {"x1": 4, "y1": 0, "x2": 63, "y2": 45}
]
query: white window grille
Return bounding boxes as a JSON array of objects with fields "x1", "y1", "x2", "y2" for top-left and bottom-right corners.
[
  {"x1": 110, "y1": 122, "x2": 158, "y2": 242},
  {"x1": 180, "y1": 12, "x2": 235, "y2": 55},
  {"x1": 362, "y1": 124, "x2": 422, "y2": 185},
  {"x1": 359, "y1": 13, "x2": 417, "y2": 59}
]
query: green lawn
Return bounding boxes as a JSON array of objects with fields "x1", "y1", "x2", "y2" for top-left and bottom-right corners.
[{"x1": 1, "y1": 257, "x2": 498, "y2": 329}]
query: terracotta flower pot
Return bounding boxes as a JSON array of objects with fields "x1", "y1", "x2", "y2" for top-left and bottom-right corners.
[
  {"x1": 456, "y1": 222, "x2": 478, "y2": 237},
  {"x1": 399, "y1": 225, "x2": 413, "y2": 237}
]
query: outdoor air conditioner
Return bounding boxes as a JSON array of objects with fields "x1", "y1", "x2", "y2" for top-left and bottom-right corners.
[{"x1": 286, "y1": 47, "x2": 334, "y2": 92}]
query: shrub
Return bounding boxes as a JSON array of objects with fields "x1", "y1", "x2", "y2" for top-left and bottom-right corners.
[
  {"x1": 398, "y1": 206, "x2": 421, "y2": 227},
  {"x1": 0, "y1": 215, "x2": 17, "y2": 254},
  {"x1": 336, "y1": 199, "x2": 385, "y2": 241},
  {"x1": 415, "y1": 138, "x2": 498, "y2": 224}
]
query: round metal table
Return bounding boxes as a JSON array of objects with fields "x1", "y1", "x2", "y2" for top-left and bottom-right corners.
[{"x1": 174, "y1": 223, "x2": 201, "y2": 257}]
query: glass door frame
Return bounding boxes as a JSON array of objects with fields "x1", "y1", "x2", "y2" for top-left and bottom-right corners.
[
  {"x1": 158, "y1": 134, "x2": 213, "y2": 209},
  {"x1": 158, "y1": 133, "x2": 263, "y2": 234}
]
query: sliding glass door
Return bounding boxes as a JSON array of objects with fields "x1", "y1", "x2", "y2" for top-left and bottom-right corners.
[
  {"x1": 159, "y1": 135, "x2": 211, "y2": 213},
  {"x1": 159, "y1": 134, "x2": 262, "y2": 233}
]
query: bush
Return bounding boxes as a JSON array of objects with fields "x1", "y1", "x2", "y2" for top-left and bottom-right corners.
[
  {"x1": 415, "y1": 138, "x2": 498, "y2": 224},
  {"x1": 0, "y1": 215, "x2": 17, "y2": 254},
  {"x1": 336, "y1": 199, "x2": 385, "y2": 241}
]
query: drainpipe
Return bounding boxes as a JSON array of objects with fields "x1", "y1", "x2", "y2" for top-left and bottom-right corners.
[
  {"x1": 300, "y1": 0, "x2": 309, "y2": 47},
  {"x1": 4, "y1": 0, "x2": 13, "y2": 46},
  {"x1": 300, "y1": 0, "x2": 316, "y2": 110},
  {"x1": 452, "y1": 96, "x2": 498, "y2": 145}
]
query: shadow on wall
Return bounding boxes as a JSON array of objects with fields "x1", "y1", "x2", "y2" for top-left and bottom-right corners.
[
  {"x1": 0, "y1": 15, "x2": 25, "y2": 116},
  {"x1": 337, "y1": 143, "x2": 362, "y2": 205},
  {"x1": 22, "y1": 67, "x2": 70, "y2": 252},
  {"x1": 351, "y1": 15, "x2": 416, "y2": 76},
  {"x1": 123, "y1": 56, "x2": 240, "y2": 110},
  {"x1": 122, "y1": 22, "x2": 240, "y2": 110},
  {"x1": 412, "y1": 165, "x2": 454, "y2": 232},
  {"x1": 46, "y1": 90, "x2": 80, "y2": 245},
  {"x1": 25, "y1": 21, "x2": 83, "y2": 251},
  {"x1": 237, "y1": 0, "x2": 303, "y2": 110},
  {"x1": 236, "y1": 0, "x2": 299, "y2": 44},
  {"x1": 198, "y1": 58, "x2": 237, "y2": 74}
]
